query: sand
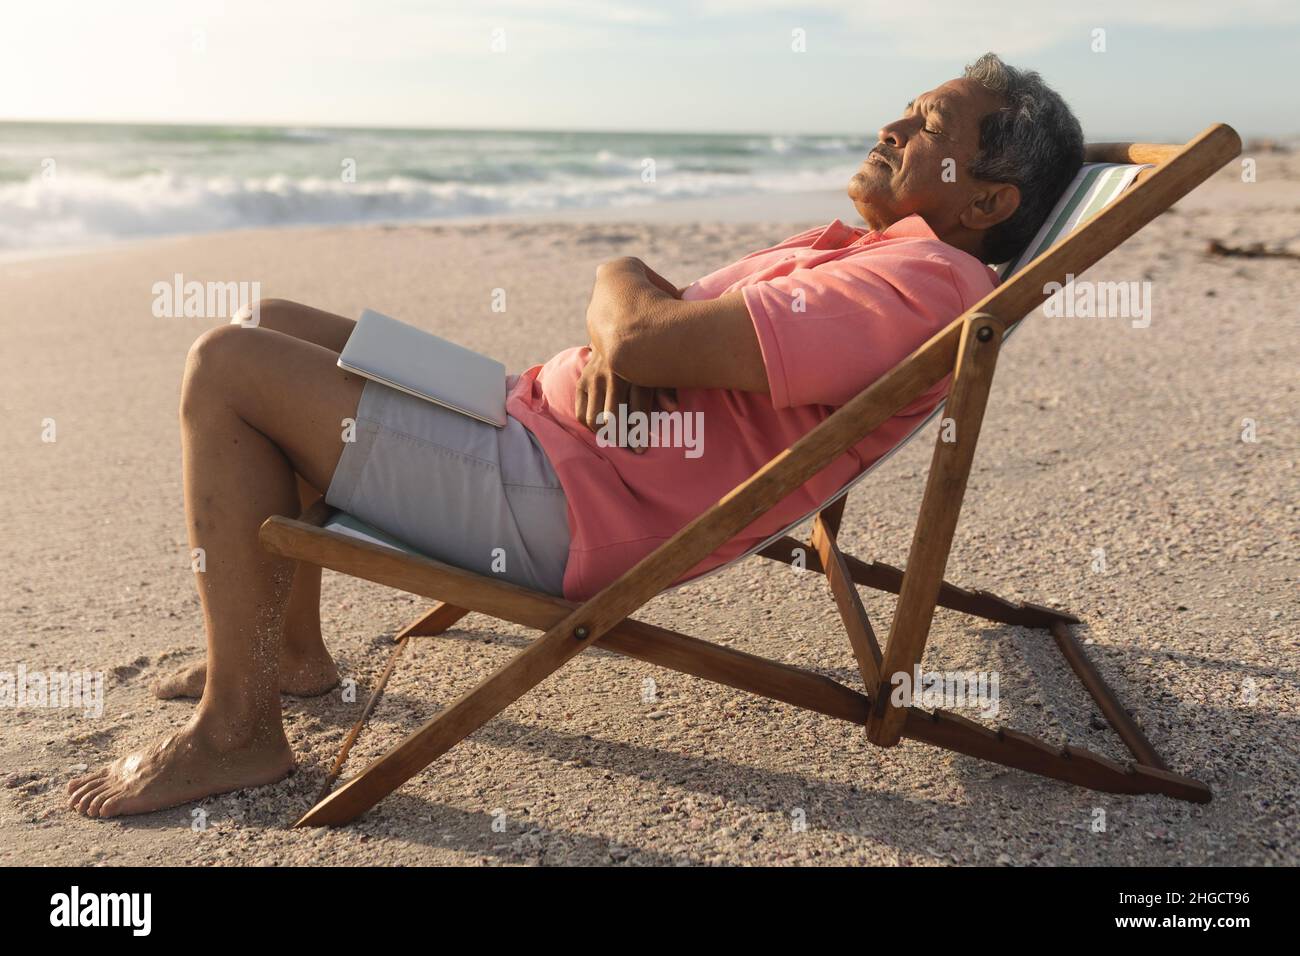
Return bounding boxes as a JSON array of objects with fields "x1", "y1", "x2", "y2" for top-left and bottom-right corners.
[{"x1": 1, "y1": 153, "x2": 1297, "y2": 866}]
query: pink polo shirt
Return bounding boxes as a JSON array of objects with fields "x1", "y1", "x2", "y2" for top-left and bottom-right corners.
[{"x1": 507, "y1": 214, "x2": 998, "y2": 600}]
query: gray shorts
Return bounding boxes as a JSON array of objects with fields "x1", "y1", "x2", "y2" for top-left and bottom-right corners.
[{"x1": 325, "y1": 381, "x2": 570, "y2": 595}]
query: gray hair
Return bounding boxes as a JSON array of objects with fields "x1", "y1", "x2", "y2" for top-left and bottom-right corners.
[{"x1": 963, "y1": 52, "x2": 1084, "y2": 264}]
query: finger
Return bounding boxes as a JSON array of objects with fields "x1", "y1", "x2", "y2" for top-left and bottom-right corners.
[
  {"x1": 641, "y1": 265, "x2": 680, "y2": 298},
  {"x1": 585, "y1": 375, "x2": 607, "y2": 433},
  {"x1": 629, "y1": 384, "x2": 655, "y2": 453},
  {"x1": 607, "y1": 374, "x2": 630, "y2": 445},
  {"x1": 573, "y1": 378, "x2": 588, "y2": 424}
]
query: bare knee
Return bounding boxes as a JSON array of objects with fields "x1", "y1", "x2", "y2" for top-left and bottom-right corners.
[
  {"x1": 232, "y1": 297, "x2": 354, "y2": 352},
  {"x1": 233, "y1": 297, "x2": 298, "y2": 332},
  {"x1": 180, "y1": 324, "x2": 258, "y2": 420}
]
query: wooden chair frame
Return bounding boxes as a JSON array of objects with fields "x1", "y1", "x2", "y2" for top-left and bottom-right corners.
[{"x1": 261, "y1": 124, "x2": 1240, "y2": 826}]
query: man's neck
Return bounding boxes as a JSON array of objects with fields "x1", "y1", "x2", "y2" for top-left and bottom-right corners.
[
  {"x1": 937, "y1": 226, "x2": 986, "y2": 259},
  {"x1": 864, "y1": 210, "x2": 987, "y2": 261}
]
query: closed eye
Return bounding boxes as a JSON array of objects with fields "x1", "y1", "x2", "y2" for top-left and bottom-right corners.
[{"x1": 906, "y1": 98, "x2": 945, "y2": 137}]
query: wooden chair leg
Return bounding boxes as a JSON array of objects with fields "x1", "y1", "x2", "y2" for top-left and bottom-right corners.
[
  {"x1": 902, "y1": 707, "x2": 1210, "y2": 803},
  {"x1": 758, "y1": 537, "x2": 1077, "y2": 628},
  {"x1": 296, "y1": 607, "x2": 608, "y2": 827},
  {"x1": 1049, "y1": 621, "x2": 1166, "y2": 769},
  {"x1": 811, "y1": 507, "x2": 883, "y2": 689},
  {"x1": 869, "y1": 314, "x2": 1005, "y2": 747},
  {"x1": 313, "y1": 634, "x2": 410, "y2": 806},
  {"x1": 815, "y1": 495, "x2": 847, "y2": 536},
  {"x1": 395, "y1": 602, "x2": 469, "y2": 642}
]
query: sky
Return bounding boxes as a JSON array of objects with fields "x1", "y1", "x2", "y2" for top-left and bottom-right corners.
[{"x1": 1, "y1": 0, "x2": 1296, "y2": 139}]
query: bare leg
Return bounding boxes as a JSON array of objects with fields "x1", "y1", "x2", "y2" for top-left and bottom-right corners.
[
  {"x1": 152, "y1": 475, "x2": 341, "y2": 698},
  {"x1": 154, "y1": 300, "x2": 355, "y2": 699},
  {"x1": 244, "y1": 297, "x2": 358, "y2": 353},
  {"x1": 70, "y1": 324, "x2": 364, "y2": 817}
]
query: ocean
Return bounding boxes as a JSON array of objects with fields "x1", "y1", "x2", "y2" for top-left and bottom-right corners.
[{"x1": 0, "y1": 122, "x2": 868, "y2": 251}]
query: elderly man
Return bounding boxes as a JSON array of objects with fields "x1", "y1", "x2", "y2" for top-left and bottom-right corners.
[{"x1": 69, "y1": 52, "x2": 1083, "y2": 818}]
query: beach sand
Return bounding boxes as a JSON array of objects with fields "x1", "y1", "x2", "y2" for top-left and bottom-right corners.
[{"x1": 1, "y1": 154, "x2": 1296, "y2": 866}]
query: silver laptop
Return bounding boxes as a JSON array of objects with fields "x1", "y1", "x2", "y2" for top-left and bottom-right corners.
[{"x1": 337, "y1": 309, "x2": 507, "y2": 427}]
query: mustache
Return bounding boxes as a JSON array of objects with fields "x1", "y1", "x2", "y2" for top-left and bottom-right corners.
[{"x1": 868, "y1": 145, "x2": 898, "y2": 168}]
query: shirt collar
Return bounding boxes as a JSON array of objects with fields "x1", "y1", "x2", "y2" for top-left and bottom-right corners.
[
  {"x1": 879, "y1": 213, "x2": 940, "y2": 240},
  {"x1": 809, "y1": 213, "x2": 938, "y2": 249}
]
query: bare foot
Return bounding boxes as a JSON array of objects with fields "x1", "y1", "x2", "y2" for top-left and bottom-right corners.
[
  {"x1": 66, "y1": 711, "x2": 294, "y2": 819},
  {"x1": 153, "y1": 647, "x2": 339, "y2": 700}
]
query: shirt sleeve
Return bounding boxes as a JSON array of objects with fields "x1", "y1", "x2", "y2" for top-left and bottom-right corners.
[{"x1": 741, "y1": 246, "x2": 973, "y2": 409}]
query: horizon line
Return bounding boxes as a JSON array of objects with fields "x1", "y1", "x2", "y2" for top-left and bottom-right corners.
[{"x1": 1, "y1": 116, "x2": 1292, "y2": 144}]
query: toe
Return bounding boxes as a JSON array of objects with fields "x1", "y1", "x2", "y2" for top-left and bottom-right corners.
[
  {"x1": 152, "y1": 676, "x2": 183, "y2": 700},
  {"x1": 67, "y1": 772, "x2": 108, "y2": 806},
  {"x1": 87, "y1": 787, "x2": 120, "y2": 818},
  {"x1": 98, "y1": 793, "x2": 128, "y2": 818},
  {"x1": 75, "y1": 782, "x2": 113, "y2": 815},
  {"x1": 67, "y1": 769, "x2": 104, "y2": 794}
]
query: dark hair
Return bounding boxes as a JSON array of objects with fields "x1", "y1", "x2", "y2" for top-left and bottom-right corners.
[{"x1": 963, "y1": 52, "x2": 1085, "y2": 264}]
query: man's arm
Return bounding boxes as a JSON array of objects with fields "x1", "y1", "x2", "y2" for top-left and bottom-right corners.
[{"x1": 585, "y1": 257, "x2": 769, "y2": 394}]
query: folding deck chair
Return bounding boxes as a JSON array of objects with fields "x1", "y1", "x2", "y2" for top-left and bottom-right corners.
[{"x1": 260, "y1": 123, "x2": 1241, "y2": 826}]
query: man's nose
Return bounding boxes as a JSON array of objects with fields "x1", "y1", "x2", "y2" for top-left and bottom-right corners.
[{"x1": 877, "y1": 120, "x2": 908, "y2": 149}]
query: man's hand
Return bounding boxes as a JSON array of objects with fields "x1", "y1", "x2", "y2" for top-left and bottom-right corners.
[
  {"x1": 573, "y1": 347, "x2": 676, "y2": 453},
  {"x1": 585, "y1": 258, "x2": 679, "y2": 375},
  {"x1": 584, "y1": 254, "x2": 769, "y2": 395},
  {"x1": 598, "y1": 256, "x2": 682, "y2": 298}
]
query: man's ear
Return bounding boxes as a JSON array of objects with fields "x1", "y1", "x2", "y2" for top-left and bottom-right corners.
[{"x1": 960, "y1": 182, "x2": 1020, "y2": 232}]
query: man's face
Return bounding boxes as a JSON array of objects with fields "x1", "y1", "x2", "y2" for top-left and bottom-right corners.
[{"x1": 848, "y1": 77, "x2": 1005, "y2": 235}]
